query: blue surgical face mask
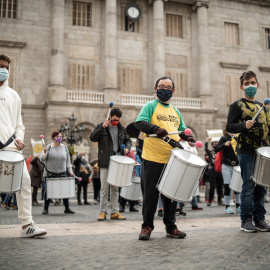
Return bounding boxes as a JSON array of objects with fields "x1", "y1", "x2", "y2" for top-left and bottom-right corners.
[
  {"x1": 157, "y1": 89, "x2": 173, "y2": 102},
  {"x1": 0, "y1": 68, "x2": 9, "y2": 82},
  {"x1": 244, "y1": 85, "x2": 257, "y2": 98}
]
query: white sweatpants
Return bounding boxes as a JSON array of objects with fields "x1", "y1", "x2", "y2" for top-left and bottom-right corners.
[{"x1": 16, "y1": 161, "x2": 33, "y2": 226}]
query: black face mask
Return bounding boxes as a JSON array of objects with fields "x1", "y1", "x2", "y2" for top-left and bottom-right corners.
[{"x1": 157, "y1": 89, "x2": 173, "y2": 102}]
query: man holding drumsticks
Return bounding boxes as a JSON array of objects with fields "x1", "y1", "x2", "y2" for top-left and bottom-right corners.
[
  {"x1": 0, "y1": 54, "x2": 47, "y2": 237},
  {"x1": 226, "y1": 71, "x2": 270, "y2": 233},
  {"x1": 135, "y1": 76, "x2": 191, "y2": 240},
  {"x1": 90, "y1": 108, "x2": 132, "y2": 221}
]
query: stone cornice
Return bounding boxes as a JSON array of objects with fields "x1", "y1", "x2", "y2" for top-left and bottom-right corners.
[
  {"x1": 220, "y1": 62, "x2": 249, "y2": 70},
  {"x1": 259, "y1": 66, "x2": 270, "y2": 72},
  {"x1": 22, "y1": 104, "x2": 46, "y2": 109},
  {"x1": 0, "y1": 39, "x2": 26, "y2": 48},
  {"x1": 225, "y1": 0, "x2": 270, "y2": 7},
  {"x1": 149, "y1": 0, "x2": 270, "y2": 7}
]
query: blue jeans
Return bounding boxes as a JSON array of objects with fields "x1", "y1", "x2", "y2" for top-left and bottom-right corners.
[
  {"x1": 238, "y1": 153, "x2": 266, "y2": 222},
  {"x1": 3, "y1": 193, "x2": 17, "y2": 206}
]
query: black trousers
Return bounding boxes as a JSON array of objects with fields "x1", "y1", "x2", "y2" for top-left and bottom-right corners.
[
  {"x1": 77, "y1": 181, "x2": 88, "y2": 203},
  {"x1": 209, "y1": 171, "x2": 224, "y2": 203},
  {"x1": 141, "y1": 159, "x2": 177, "y2": 232},
  {"x1": 119, "y1": 195, "x2": 137, "y2": 208},
  {"x1": 32, "y1": 186, "x2": 38, "y2": 202},
  {"x1": 92, "y1": 178, "x2": 101, "y2": 200}
]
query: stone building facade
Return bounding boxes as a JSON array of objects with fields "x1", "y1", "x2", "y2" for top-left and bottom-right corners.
[{"x1": 1, "y1": 0, "x2": 270, "y2": 159}]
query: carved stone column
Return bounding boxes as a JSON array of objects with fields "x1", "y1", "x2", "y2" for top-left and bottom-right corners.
[
  {"x1": 103, "y1": 0, "x2": 120, "y2": 104},
  {"x1": 48, "y1": 0, "x2": 66, "y2": 101},
  {"x1": 193, "y1": 1, "x2": 214, "y2": 109},
  {"x1": 153, "y1": 0, "x2": 165, "y2": 82}
]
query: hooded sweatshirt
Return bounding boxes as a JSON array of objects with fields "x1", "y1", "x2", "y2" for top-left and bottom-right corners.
[{"x1": 0, "y1": 79, "x2": 25, "y2": 150}]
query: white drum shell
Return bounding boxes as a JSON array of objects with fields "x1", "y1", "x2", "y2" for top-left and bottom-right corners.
[
  {"x1": 251, "y1": 147, "x2": 270, "y2": 188},
  {"x1": 46, "y1": 177, "x2": 75, "y2": 199},
  {"x1": 0, "y1": 150, "x2": 24, "y2": 193},
  {"x1": 120, "y1": 176, "x2": 142, "y2": 201},
  {"x1": 194, "y1": 185, "x2": 200, "y2": 197},
  {"x1": 229, "y1": 166, "x2": 242, "y2": 193},
  {"x1": 158, "y1": 149, "x2": 207, "y2": 203},
  {"x1": 107, "y1": 155, "x2": 135, "y2": 187}
]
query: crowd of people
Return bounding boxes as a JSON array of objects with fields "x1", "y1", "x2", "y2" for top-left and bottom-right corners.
[{"x1": 1, "y1": 51, "x2": 270, "y2": 239}]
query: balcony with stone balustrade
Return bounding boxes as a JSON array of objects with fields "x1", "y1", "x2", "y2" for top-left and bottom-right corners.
[{"x1": 67, "y1": 90, "x2": 202, "y2": 110}]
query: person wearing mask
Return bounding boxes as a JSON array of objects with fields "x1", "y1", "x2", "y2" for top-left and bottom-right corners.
[
  {"x1": 226, "y1": 71, "x2": 270, "y2": 232},
  {"x1": 90, "y1": 108, "x2": 132, "y2": 221},
  {"x1": 135, "y1": 76, "x2": 191, "y2": 240},
  {"x1": 205, "y1": 137, "x2": 224, "y2": 206},
  {"x1": 40, "y1": 131, "x2": 75, "y2": 215},
  {"x1": 74, "y1": 153, "x2": 91, "y2": 205},
  {"x1": 215, "y1": 131, "x2": 240, "y2": 214},
  {"x1": 30, "y1": 155, "x2": 44, "y2": 206},
  {"x1": 91, "y1": 162, "x2": 101, "y2": 204},
  {"x1": 0, "y1": 54, "x2": 47, "y2": 237}
]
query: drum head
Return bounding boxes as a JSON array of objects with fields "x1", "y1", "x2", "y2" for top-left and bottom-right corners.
[
  {"x1": 0, "y1": 150, "x2": 25, "y2": 162},
  {"x1": 110, "y1": 155, "x2": 135, "y2": 165},
  {"x1": 172, "y1": 149, "x2": 207, "y2": 167},
  {"x1": 256, "y1": 147, "x2": 270, "y2": 159},
  {"x1": 131, "y1": 176, "x2": 140, "y2": 184},
  {"x1": 234, "y1": 166, "x2": 241, "y2": 173}
]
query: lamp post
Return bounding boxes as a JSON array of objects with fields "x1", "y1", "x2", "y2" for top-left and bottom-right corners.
[{"x1": 59, "y1": 114, "x2": 85, "y2": 149}]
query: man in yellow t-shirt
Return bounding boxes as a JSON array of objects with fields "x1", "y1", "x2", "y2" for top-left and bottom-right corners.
[{"x1": 135, "y1": 76, "x2": 190, "y2": 241}]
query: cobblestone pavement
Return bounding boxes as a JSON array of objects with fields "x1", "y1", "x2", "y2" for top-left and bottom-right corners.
[{"x1": 1, "y1": 190, "x2": 270, "y2": 270}]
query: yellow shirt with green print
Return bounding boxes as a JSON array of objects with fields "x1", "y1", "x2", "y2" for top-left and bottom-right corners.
[{"x1": 136, "y1": 99, "x2": 187, "y2": 163}]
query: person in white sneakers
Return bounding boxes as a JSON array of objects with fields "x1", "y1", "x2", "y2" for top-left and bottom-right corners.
[{"x1": 0, "y1": 54, "x2": 47, "y2": 238}]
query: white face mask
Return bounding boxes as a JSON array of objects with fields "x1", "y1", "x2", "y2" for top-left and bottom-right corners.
[{"x1": 0, "y1": 68, "x2": 9, "y2": 81}]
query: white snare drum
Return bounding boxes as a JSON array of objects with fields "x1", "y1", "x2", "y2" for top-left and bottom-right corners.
[
  {"x1": 107, "y1": 155, "x2": 135, "y2": 187},
  {"x1": 0, "y1": 150, "x2": 24, "y2": 193},
  {"x1": 229, "y1": 166, "x2": 242, "y2": 193},
  {"x1": 251, "y1": 146, "x2": 270, "y2": 188},
  {"x1": 194, "y1": 185, "x2": 200, "y2": 197},
  {"x1": 120, "y1": 176, "x2": 142, "y2": 201},
  {"x1": 46, "y1": 177, "x2": 75, "y2": 199},
  {"x1": 157, "y1": 149, "x2": 207, "y2": 202}
]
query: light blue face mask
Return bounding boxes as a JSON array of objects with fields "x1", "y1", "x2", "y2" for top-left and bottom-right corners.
[
  {"x1": 244, "y1": 85, "x2": 257, "y2": 98},
  {"x1": 0, "y1": 68, "x2": 9, "y2": 82}
]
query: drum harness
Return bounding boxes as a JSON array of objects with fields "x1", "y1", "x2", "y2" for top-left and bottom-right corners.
[{"x1": 0, "y1": 134, "x2": 15, "y2": 150}]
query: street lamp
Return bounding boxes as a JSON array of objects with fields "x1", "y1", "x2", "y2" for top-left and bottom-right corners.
[{"x1": 59, "y1": 114, "x2": 85, "y2": 148}]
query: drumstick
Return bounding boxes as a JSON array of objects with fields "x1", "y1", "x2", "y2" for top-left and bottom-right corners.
[
  {"x1": 252, "y1": 98, "x2": 270, "y2": 121},
  {"x1": 149, "y1": 128, "x2": 192, "y2": 137},
  {"x1": 189, "y1": 141, "x2": 203, "y2": 148},
  {"x1": 74, "y1": 175, "x2": 82, "y2": 181},
  {"x1": 107, "y1": 102, "x2": 114, "y2": 120},
  {"x1": 40, "y1": 135, "x2": 46, "y2": 147}
]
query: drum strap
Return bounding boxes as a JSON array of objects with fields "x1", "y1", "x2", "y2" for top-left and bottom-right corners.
[
  {"x1": 0, "y1": 134, "x2": 15, "y2": 150},
  {"x1": 161, "y1": 136, "x2": 184, "y2": 149}
]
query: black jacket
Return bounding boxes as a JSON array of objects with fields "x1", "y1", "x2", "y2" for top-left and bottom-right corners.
[
  {"x1": 74, "y1": 156, "x2": 82, "y2": 177},
  {"x1": 226, "y1": 98, "x2": 270, "y2": 154},
  {"x1": 215, "y1": 134, "x2": 239, "y2": 166},
  {"x1": 90, "y1": 122, "x2": 132, "y2": 168},
  {"x1": 204, "y1": 142, "x2": 215, "y2": 170}
]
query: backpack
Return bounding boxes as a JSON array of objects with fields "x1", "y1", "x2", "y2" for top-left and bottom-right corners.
[{"x1": 214, "y1": 151, "x2": 223, "y2": 172}]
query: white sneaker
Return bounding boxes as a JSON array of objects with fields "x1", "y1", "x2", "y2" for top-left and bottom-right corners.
[
  {"x1": 229, "y1": 200, "x2": 235, "y2": 206},
  {"x1": 225, "y1": 207, "x2": 234, "y2": 214},
  {"x1": 21, "y1": 223, "x2": 47, "y2": 238}
]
